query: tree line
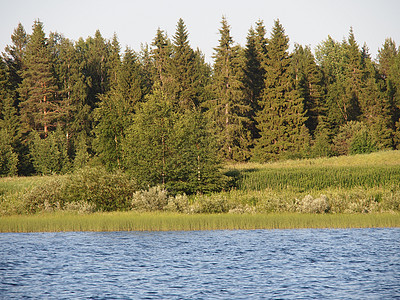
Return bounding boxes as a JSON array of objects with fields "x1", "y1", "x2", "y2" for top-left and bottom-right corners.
[{"x1": 1, "y1": 17, "x2": 400, "y2": 193}]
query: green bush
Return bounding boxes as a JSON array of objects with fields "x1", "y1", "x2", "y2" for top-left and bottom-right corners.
[
  {"x1": 23, "y1": 167, "x2": 137, "y2": 213},
  {"x1": 350, "y1": 129, "x2": 377, "y2": 155}
]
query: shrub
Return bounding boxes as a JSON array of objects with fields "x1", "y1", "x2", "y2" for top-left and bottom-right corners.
[
  {"x1": 298, "y1": 194, "x2": 330, "y2": 213},
  {"x1": 165, "y1": 193, "x2": 190, "y2": 213},
  {"x1": 23, "y1": 167, "x2": 137, "y2": 213},
  {"x1": 63, "y1": 167, "x2": 137, "y2": 211},
  {"x1": 191, "y1": 194, "x2": 230, "y2": 213},
  {"x1": 131, "y1": 186, "x2": 168, "y2": 211}
]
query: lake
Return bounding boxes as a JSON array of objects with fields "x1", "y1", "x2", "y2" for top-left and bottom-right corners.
[{"x1": 1, "y1": 228, "x2": 399, "y2": 299}]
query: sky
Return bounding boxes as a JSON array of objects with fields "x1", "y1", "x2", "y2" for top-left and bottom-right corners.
[{"x1": 1, "y1": 0, "x2": 399, "y2": 62}]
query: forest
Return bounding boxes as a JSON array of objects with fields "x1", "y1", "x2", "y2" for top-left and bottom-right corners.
[{"x1": 1, "y1": 17, "x2": 400, "y2": 194}]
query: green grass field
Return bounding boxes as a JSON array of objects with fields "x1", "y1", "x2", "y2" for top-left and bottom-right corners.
[{"x1": 1, "y1": 150, "x2": 400, "y2": 232}]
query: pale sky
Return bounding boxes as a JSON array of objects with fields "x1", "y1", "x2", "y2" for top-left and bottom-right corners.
[{"x1": 1, "y1": 0, "x2": 399, "y2": 62}]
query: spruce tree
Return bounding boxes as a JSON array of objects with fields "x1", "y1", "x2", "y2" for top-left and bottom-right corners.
[
  {"x1": 209, "y1": 17, "x2": 252, "y2": 161},
  {"x1": 243, "y1": 20, "x2": 268, "y2": 140},
  {"x1": 254, "y1": 20, "x2": 309, "y2": 161},
  {"x1": 359, "y1": 47, "x2": 393, "y2": 149},
  {"x1": 51, "y1": 35, "x2": 91, "y2": 137},
  {"x1": 291, "y1": 44, "x2": 325, "y2": 136},
  {"x1": 93, "y1": 48, "x2": 142, "y2": 171},
  {"x1": 151, "y1": 28, "x2": 173, "y2": 93},
  {"x1": 169, "y1": 18, "x2": 209, "y2": 110},
  {"x1": 3, "y1": 23, "x2": 28, "y2": 92}
]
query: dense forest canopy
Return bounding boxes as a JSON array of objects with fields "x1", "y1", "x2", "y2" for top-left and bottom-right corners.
[{"x1": 1, "y1": 18, "x2": 400, "y2": 192}]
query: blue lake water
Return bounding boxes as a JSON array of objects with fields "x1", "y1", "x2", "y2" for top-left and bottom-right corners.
[{"x1": 1, "y1": 228, "x2": 400, "y2": 299}]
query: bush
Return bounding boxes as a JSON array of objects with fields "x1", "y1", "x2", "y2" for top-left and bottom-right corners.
[
  {"x1": 63, "y1": 167, "x2": 137, "y2": 211},
  {"x1": 298, "y1": 194, "x2": 330, "y2": 213},
  {"x1": 131, "y1": 186, "x2": 168, "y2": 211},
  {"x1": 23, "y1": 167, "x2": 137, "y2": 213},
  {"x1": 190, "y1": 194, "x2": 230, "y2": 213}
]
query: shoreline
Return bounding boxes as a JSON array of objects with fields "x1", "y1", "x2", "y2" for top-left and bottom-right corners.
[{"x1": 1, "y1": 212, "x2": 399, "y2": 233}]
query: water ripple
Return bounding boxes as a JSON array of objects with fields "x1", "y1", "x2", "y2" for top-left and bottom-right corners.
[{"x1": 0, "y1": 228, "x2": 399, "y2": 299}]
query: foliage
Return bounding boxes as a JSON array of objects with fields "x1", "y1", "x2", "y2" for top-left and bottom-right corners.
[
  {"x1": 0, "y1": 130, "x2": 18, "y2": 176},
  {"x1": 29, "y1": 128, "x2": 71, "y2": 175},
  {"x1": 21, "y1": 167, "x2": 137, "y2": 213},
  {"x1": 123, "y1": 90, "x2": 225, "y2": 194},
  {"x1": 131, "y1": 186, "x2": 168, "y2": 211},
  {"x1": 254, "y1": 20, "x2": 309, "y2": 161},
  {"x1": 1, "y1": 18, "x2": 400, "y2": 179}
]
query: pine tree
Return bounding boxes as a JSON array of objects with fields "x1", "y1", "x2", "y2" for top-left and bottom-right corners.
[
  {"x1": 254, "y1": 20, "x2": 309, "y2": 161},
  {"x1": 18, "y1": 20, "x2": 62, "y2": 136},
  {"x1": 209, "y1": 17, "x2": 252, "y2": 161}
]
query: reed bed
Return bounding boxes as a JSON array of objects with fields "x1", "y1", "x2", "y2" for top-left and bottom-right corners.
[{"x1": 1, "y1": 212, "x2": 399, "y2": 232}]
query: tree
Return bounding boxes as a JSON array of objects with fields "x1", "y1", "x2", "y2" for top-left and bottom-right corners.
[
  {"x1": 243, "y1": 20, "x2": 268, "y2": 140},
  {"x1": 168, "y1": 18, "x2": 210, "y2": 110},
  {"x1": 3, "y1": 22, "x2": 28, "y2": 92},
  {"x1": 123, "y1": 88, "x2": 224, "y2": 194},
  {"x1": 358, "y1": 47, "x2": 393, "y2": 149},
  {"x1": 18, "y1": 20, "x2": 62, "y2": 136},
  {"x1": 208, "y1": 17, "x2": 252, "y2": 161},
  {"x1": 93, "y1": 47, "x2": 143, "y2": 171},
  {"x1": 30, "y1": 127, "x2": 71, "y2": 175},
  {"x1": 0, "y1": 129, "x2": 18, "y2": 176},
  {"x1": 253, "y1": 20, "x2": 309, "y2": 161},
  {"x1": 291, "y1": 44, "x2": 325, "y2": 136},
  {"x1": 151, "y1": 28, "x2": 173, "y2": 93}
]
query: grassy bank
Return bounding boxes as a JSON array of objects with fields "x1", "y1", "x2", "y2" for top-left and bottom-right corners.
[
  {"x1": 1, "y1": 151, "x2": 400, "y2": 232},
  {"x1": 1, "y1": 212, "x2": 399, "y2": 232}
]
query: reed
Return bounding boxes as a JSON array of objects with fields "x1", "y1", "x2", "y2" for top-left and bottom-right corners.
[{"x1": 1, "y1": 212, "x2": 399, "y2": 232}]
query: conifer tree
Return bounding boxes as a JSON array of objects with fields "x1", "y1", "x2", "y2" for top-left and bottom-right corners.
[
  {"x1": 243, "y1": 20, "x2": 268, "y2": 139},
  {"x1": 358, "y1": 47, "x2": 393, "y2": 149},
  {"x1": 291, "y1": 44, "x2": 325, "y2": 136},
  {"x1": 85, "y1": 30, "x2": 110, "y2": 108},
  {"x1": 209, "y1": 17, "x2": 252, "y2": 161},
  {"x1": 93, "y1": 48, "x2": 142, "y2": 171},
  {"x1": 254, "y1": 20, "x2": 309, "y2": 161},
  {"x1": 378, "y1": 38, "x2": 399, "y2": 146},
  {"x1": 316, "y1": 34, "x2": 359, "y2": 131},
  {"x1": 169, "y1": 18, "x2": 209, "y2": 110},
  {"x1": 18, "y1": 20, "x2": 62, "y2": 136},
  {"x1": 151, "y1": 28, "x2": 173, "y2": 92},
  {"x1": 3, "y1": 23, "x2": 28, "y2": 92}
]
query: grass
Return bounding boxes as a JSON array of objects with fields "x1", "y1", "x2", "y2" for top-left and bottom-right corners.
[
  {"x1": 1, "y1": 150, "x2": 400, "y2": 232},
  {"x1": 1, "y1": 211, "x2": 399, "y2": 232}
]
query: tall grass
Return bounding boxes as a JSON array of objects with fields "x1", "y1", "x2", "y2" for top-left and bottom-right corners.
[
  {"x1": 1, "y1": 212, "x2": 399, "y2": 232},
  {"x1": 237, "y1": 166, "x2": 400, "y2": 191}
]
